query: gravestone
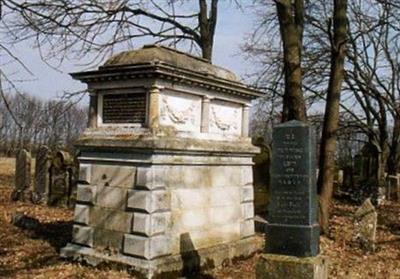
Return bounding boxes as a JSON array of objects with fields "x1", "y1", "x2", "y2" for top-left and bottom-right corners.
[
  {"x1": 257, "y1": 120, "x2": 327, "y2": 279},
  {"x1": 267, "y1": 120, "x2": 319, "y2": 257},
  {"x1": 337, "y1": 170, "x2": 344, "y2": 186},
  {"x1": 48, "y1": 150, "x2": 77, "y2": 207},
  {"x1": 32, "y1": 145, "x2": 51, "y2": 203},
  {"x1": 386, "y1": 175, "x2": 399, "y2": 201},
  {"x1": 12, "y1": 149, "x2": 31, "y2": 201},
  {"x1": 342, "y1": 166, "x2": 354, "y2": 191},
  {"x1": 354, "y1": 198, "x2": 377, "y2": 252},
  {"x1": 396, "y1": 174, "x2": 400, "y2": 201}
]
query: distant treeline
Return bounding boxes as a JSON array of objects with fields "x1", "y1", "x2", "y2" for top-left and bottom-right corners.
[{"x1": 0, "y1": 93, "x2": 87, "y2": 156}]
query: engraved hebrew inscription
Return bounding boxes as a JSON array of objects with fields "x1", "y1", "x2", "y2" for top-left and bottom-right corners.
[
  {"x1": 102, "y1": 93, "x2": 146, "y2": 124},
  {"x1": 269, "y1": 125, "x2": 313, "y2": 225}
]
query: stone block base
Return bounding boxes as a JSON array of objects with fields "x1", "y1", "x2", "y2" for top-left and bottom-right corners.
[
  {"x1": 267, "y1": 223, "x2": 320, "y2": 257},
  {"x1": 61, "y1": 236, "x2": 263, "y2": 279},
  {"x1": 256, "y1": 254, "x2": 329, "y2": 279}
]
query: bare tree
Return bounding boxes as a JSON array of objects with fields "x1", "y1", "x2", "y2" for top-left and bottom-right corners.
[
  {"x1": 0, "y1": 92, "x2": 87, "y2": 154},
  {"x1": 275, "y1": 0, "x2": 307, "y2": 122},
  {"x1": 317, "y1": 0, "x2": 348, "y2": 234},
  {"x1": 245, "y1": 1, "x2": 351, "y2": 233},
  {"x1": 343, "y1": 0, "x2": 400, "y2": 180},
  {"x1": 1, "y1": 0, "x2": 221, "y2": 62},
  {"x1": 246, "y1": 1, "x2": 400, "y2": 233}
]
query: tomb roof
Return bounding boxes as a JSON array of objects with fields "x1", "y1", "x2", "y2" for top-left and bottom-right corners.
[
  {"x1": 102, "y1": 45, "x2": 238, "y2": 82},
  {"x1": 71, "y1": 45, "x2": 264, "y2": 99}
]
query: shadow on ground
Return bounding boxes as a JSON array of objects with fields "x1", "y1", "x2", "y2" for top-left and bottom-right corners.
[{"x1": 12, "y1": 213, "x2": 73, "y2": 251}]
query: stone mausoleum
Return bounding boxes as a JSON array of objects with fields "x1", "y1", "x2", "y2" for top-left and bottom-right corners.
[{"x1": 61, "y1": 45, "x2": 263, "y2": 278}]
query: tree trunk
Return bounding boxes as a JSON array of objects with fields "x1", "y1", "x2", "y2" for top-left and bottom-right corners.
[
  {"x1": 317, "y1": 0, "x2": 348, "y2": 234},
  {"x1": 198, "y1": 0, "x2": 218, "y2": 62},
  {"x1": 387, "y1": 107, "x2": 400, "y2": 175},
  {"x1": 276, "y1": 0, "x2": 307, "y2": 122}
]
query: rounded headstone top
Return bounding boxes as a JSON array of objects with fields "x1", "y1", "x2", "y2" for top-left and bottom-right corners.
[{"x1": 102, "y1": 45, "x2": 239, "y2": 82}]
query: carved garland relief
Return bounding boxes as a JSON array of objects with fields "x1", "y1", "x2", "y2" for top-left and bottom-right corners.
[
  {"x1": 209, "y1": 101, "x2": 242, "y2": 135},
  {"x1": 159, "y1": 92, "x2": 201, "y2": 132}
]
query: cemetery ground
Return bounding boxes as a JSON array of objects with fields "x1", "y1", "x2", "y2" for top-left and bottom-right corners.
[{"x1": 0, "y1": 158, "x2": 399, "y2": 279}]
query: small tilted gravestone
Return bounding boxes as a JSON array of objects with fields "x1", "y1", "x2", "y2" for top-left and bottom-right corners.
[
  {"x1": 11, "y1": 149, "x2": 32, "y2": 201},
  {"x1": 32, "y1": 145, "x2": 51, "y2": 203},
  {"x1": 256, "y1": 120, "x2": 328, "y2": 279},
  {"x1": 354, "y1": 198, "x2": 377, "y2": 252}
]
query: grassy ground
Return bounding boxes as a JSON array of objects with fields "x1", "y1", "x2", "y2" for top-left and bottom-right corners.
[{"x1": 0, "y1": 157, "x2": 399, "y2": 278}]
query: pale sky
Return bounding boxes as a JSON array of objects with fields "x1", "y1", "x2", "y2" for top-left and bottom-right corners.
[{"x1": 1, "y1": 2, "x2": 257, "y2": 103}]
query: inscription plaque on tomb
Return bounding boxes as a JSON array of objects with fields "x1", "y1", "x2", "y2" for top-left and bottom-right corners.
[
  {"x1": 102, "y1": 93, "x2": 146, "y2": 124},
  {"x1": 266, "y1": 120, "x2": 319, "y2": 257}
]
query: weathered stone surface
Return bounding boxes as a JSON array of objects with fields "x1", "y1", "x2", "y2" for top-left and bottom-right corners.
[
  {"x1": 209, "y1": 100, "x2": 242, "y2": 136},
  {"x1": 241, "y1": 219, "x2": 255, "y2": 238},
  {"x1": 132, "y1": 212, "x2": 170, "y2": 236},
  {"x1": 160, "y1": 90, "x2": 202, "y2": 133},
  {"x1": 62, "y1": 45, "x2": 261, "y2": 278},
  {"x1": 172, "y1": 206, "x2": 241, "y2": 236},
  {"x1": 386, "y1": 175, "x2": 400, "y2": 201},
  {"x1": 91, "y1": 165, "x2": 136, "y2": 188},
  {"x1": 72, "y1": 225, "x2": 93, "y2": 247},
  {"x1": 256, "y1": 254, "x2": 329, "y2": 279},
  {"x1": 104, "y1": 45, "x2": 239, "y2": 81},
  {"x1": 337, "y1": 170, "x2": 344, "y2": 186},
  {"x1": 267, "y1": 120, "x2": 319, "y2": 257},
  {"x1": 61, "y1": 235, "x2": 263, "y2": 279},
  {"x1": 354, "y1": 198, "x2": 377, "y2": 252},
  {"x1": 171, "y1": 187, "x2": 241, "y2": 209},
  {"x1": 90, "y1": 207, "x2": 132, "y2": 233},
  {"x1": 33, "y1": 145, "x2": 51, "y2": 202},
  {"x1": 172, "y1": 187, "x2": 240, "y2": 209},
  {"x1": 173, "y1": 188, "x2": 209, "y2": 209},
  {"x1": 127, "y1": 190, "x2": 170, "y2": 213},
  {"x1": 79, "y1": 163, "x2": 91, "y2": 183},
  {"x1": 123, "y1": 234, "x2": 170, "y2": 259},
  {"x1": 74, "y1": 204, "x2": 90, "y2": 225},
  {"x1": 13, "y1": 149, "x2": 31, "y2": 201},
  {"x1": 242, "y1": 165, "x2": 254, "y2": 187},
  {"x1": 178, "y1": 209, "x2": 208, "y2": 230},
  {"x1": 211, "y1": 166, "x2": 243, "y2": 187},
  {"x1": 210, "y1": 187, "x2": 240, "y2": 206},
  {"x1": 241, "y1": 185, "x2": 254, "y2": 202},
  {"x1": 96, "y1": 185, "x2": 127, "y2": 209},
  {"x1": 166, "y1": 166, "x2": 245, "y2": 189},
  {"x1": 136, "y1": 166, "x2": 166, "y2": 190},
  {"x1": 93, "y1": 228, "x2": 124, "y2": 252},
  {"x1": 48, "y1": 150, "x2": 77, "y2": 207},
  {"x1": 48, "y1": 168, "x2": 70, "y2": 206},
  {"x1": 241, "y1": 202, "x2": 255, "y2": 220},
  {"x1": 209, "y1": 205, "x2": 241, "y2": 226},
  {"x1": 76, "y1": 184, "x2": 97, "y2": 204}
]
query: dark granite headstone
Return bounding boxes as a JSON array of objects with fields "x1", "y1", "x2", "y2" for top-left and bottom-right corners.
[{"x1": 267, "y1": 120, "x2": 319, "y2": 257}]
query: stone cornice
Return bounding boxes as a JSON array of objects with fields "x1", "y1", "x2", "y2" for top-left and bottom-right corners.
[{"x1": 70, "y1": 62, "x2": 264, "y2": 100}]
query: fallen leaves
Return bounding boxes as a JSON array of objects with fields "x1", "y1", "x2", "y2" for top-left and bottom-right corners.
[{"x1": 0, "y1": 157, "x2": 399, "y2": 278}]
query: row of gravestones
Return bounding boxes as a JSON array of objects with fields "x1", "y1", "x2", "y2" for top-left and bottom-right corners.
[
  {"x1": 335, "y1": 167, "x2": 400, "y2": 203},
  {"x1": 12, "y1": 146, "x2": 78, "y2": 207}
]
